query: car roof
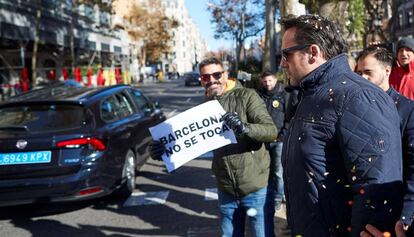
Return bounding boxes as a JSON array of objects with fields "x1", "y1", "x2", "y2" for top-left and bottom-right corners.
[{"x1": 2, "y1": 85, "x2": 135, "y2": 107}]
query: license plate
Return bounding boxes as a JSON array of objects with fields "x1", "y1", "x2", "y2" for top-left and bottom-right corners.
[{"x1": 0, "y1": 151, "x2": 52, "y2": 165}]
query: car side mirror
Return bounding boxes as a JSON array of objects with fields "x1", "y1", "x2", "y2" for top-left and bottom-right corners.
[{"x1": 154, "y1": 101, "x2": 162, "y2": 109}]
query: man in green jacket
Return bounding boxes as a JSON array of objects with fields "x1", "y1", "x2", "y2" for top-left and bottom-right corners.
[{"x1": 151, "y1": 57, "x2": 278, "y2": 236}]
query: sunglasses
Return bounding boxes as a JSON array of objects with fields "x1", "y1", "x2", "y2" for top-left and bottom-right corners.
[
  {"x1": 281, "y1": 44, "x2": 311, "y2": 62},
  {"x1": 200, "y1": 71, "x2": 224, "y2": 82}
]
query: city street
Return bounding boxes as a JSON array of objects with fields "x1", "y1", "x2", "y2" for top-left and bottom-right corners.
[{"x1": 0, "y1": 79, "x2": 290, "y2": 237}]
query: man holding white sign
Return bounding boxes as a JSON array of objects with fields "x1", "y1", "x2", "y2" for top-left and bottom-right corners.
[
  {"x1": 148, "y1": 100, "x2": 237, "y2": 172},
  {"x1": 150, "y1": 57, "x2": 278, "y2": 237}
]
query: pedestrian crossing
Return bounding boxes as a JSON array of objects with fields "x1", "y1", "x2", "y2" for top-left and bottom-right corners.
[
  {"x1": 123, "y1": 188, "x2": 218, "y2": 207},
  {"x1": 123, "y1": 190, "x2": 170, "y2": 206}
]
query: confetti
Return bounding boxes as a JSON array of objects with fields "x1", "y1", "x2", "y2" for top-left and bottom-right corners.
[
  {"x1": 347, "y1": 200, "x2": 353, "y2": 206},
  {"x1": 322, "y1": 184, "x2": 326, "y2": 189},
  {"x1": 384, "y1": 200, "x2": 388, "y2": 205},
  {"x1": 324, "y1": 172, "x2": 329, "y2": 176},
  {"x1": 336, "y1": 179, "x2": 341, "y2": 183},
  {"x1": 308, "y1": 178, "x2": 312, "y2": 183},
  {"x1": 351, "y1": 165, "x2": 356, "y2": 173},
  {"x1": 351, "y1": 176, "x2": 356, "y2": 181},
  {"x1": 246, "y1": 208, "x2": 257, "y2": 216},
  {"x1": 359, "y1": 188, "x2": 365, "y2": 194},
  {"x1": 341, "y1": 81, "x2": 347, "y2": 84},
  {"x1": 309, "y1": 171, "x2": 314, "y2": 176}
]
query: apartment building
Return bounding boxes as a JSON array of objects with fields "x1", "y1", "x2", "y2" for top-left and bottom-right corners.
[{"x1": 0, "y1": 0, "x2": 130, "y2": 85}]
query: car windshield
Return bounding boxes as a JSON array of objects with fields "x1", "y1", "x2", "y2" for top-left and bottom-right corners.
[{"x1": 0, "y1": 104, "x2": 85, "y2": 133}]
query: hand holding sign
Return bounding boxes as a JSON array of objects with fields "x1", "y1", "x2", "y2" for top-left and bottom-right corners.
[
  {"x1": 149, "y1": 140, "x2": 165, "y2": 161},
  {"x1": 149, "y1": 100, "x2": 237, "y2": 172},
  {"x1": 222, "y1": 112, "x2": 249, "y2": 137}
]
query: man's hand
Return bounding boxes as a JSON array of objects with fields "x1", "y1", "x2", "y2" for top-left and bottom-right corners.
[
  {"x1": 360, "y1": 221, "x2": 406, "y2": 237},
  {"x1": 149, "y1": 140, "x2": 165, "y2": 161},
  {"x1": 222, "y1": 112, "x2": 249, "y2": 137}
]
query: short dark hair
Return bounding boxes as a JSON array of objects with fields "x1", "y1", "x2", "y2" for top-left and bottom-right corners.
[
  {"x1": 281, "y1": 15, "x2": 347, "y2": 60},
  {"x1": 199, "y1": 57, "x2": 223, "y2": 72},
  {"x1": 261, "y1": 70, "x2": 274, "y2": 79},
  {"x1": 356, "y1": 46, "x2": 394, "y2": 67}
]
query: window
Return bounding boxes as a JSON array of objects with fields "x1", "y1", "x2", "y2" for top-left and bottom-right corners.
[
  {"x1": 114, "y1": 94, "x2": 134, "y2": 118},
  {"x1": 101, "y1": 43, "x2": 110, "y2": 52},
  {"x1": 0, "y1": 105, "x2": 84, "y2": 133},
  {"x1": 129, "y1": 89, "x2": 148, "y2": 112},
  {"x1": 101, "y1": 93, "x2": 134, "y2": 121},
  {"x1": 101, "y1": 96, "x2": 119, "y2": 121},
  {"x1": 399, "y1": 13, "x2": 403, "y2": 29}
]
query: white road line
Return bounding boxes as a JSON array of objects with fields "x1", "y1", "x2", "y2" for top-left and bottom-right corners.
[
  {"x1": 205, "y1": 188, "x2": 218, "y2": 201},
  {"x1": 186, "y1": 98, "x2": 191, "y2": 102},
  {"x1": 123, "y1": 191, "x2": 169, "y2": 206}
]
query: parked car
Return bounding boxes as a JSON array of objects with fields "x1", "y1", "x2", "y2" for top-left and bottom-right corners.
[
  {"x1": 0, "y1": 84, "x2": 166, "y2": 206},
  {"x1": 184, "y1": 72, "x2": 201, "y2": 86}
]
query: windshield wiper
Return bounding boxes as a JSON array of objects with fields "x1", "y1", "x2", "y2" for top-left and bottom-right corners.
[{"x1": 0, "y1": 125, "x2": 29, "y2": 131}]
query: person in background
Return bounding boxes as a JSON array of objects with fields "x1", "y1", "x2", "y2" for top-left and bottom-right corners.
[
  {"x1": 280, "y1": 14, "x2": 403, "y2": 236},
  {"x1": 150, "y1": 57, "x2": 278, "y2": 237},
  {"x1": 390, "y1": 37, "x2": 414, "y2": 100},
  {"x1": 356, "y1": 46, "x2": 414, "y2": 237},
  {"x1": 256, "y1": 71, "x2": 289, "y2": 213},
  {"x1": 256, "y1": 70, "x2": 290, "y2": 236}
]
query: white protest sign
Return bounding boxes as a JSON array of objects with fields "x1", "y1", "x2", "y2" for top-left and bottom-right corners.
[{"x1": 149, "y1": 100, "x2": 237, "y2": 172}]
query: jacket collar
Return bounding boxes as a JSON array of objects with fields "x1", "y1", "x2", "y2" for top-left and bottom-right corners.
[{"x1": 299, "y1": 53, "x2": 350, "y2": 91}]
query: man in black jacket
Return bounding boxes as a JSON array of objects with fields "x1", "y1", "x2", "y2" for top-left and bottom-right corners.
[
  {"x1": 256, "y1": 71, "x2": 289, "y2": 214},
  {"x1": 281, "y1": 15, "x2": 403, "y2": 236},
  {"x1": 356, "y1": 46, "x2": 414, "y2": 236}
]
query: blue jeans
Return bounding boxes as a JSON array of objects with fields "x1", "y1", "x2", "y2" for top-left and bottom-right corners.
[
  {"x1": 218, "y1": 187, "x2": 272, "y2": 237},
  {"x1": 268, "y1": 142, "x2": 284, "y2": 203}
]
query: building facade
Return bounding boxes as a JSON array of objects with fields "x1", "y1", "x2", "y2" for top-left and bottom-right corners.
[
  {"x1": 160, "y1": 0, "x2": 208, "y2": 74},
  {"x1": 0, "y1": 0, "x2": 131, "y2": 88},
  {"x1": 394, "y1": 0, "x2": 414, "y2": 40}
]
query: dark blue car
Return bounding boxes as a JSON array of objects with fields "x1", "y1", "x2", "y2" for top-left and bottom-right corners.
[{"x1": 0, "y1": 84, "x2": 165, "y2": 206}]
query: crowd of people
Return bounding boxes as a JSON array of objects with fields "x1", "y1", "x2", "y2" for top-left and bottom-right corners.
[{"x1": 150, "y1": 14, "x2": 414, "y2": 237}]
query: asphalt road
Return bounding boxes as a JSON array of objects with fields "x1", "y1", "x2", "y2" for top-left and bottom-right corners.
[{"x1": 0, "y1": 79, "x2": 290, "y2": 237}]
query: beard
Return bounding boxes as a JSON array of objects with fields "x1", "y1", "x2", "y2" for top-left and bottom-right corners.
[{"x1": 205, "y1": 81, "x2": 223, "y2": 98}]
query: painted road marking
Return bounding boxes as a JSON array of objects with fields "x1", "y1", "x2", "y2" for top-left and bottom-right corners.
[
  {"x1": 205, "y1": 188, "x2": 218, "y2": 201},
  {"x1": 123, "y1": 191, "x2": 169, "y2": 206}
]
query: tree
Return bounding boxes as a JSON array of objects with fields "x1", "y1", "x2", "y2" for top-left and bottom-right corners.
[
  {"x1": 125, "y1": 1, "x2": 178, "y2": 66},
  {"x1": 31, "y1": 0, "x2": 42, "y2": 84},
  {"x1": 208, "y1": 0, "x2": 266, "y2": 71},
  {"x1": 263, "y1": 0, "x2": 278, "y2": 72},
  {"x1": 298, "y1": 0, "x2": 365, "y2": 50}
]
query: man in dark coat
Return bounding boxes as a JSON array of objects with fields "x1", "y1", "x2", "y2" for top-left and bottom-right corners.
[
  {"x1": 256, "y1": 71, "x2": 289, "y2": 213},
  {"x1": 280, "y1": 15, "x2": 403, "y2": 236},
  {"x1": 356, "y1": 46, "x2": 414, "y2": 237}
]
